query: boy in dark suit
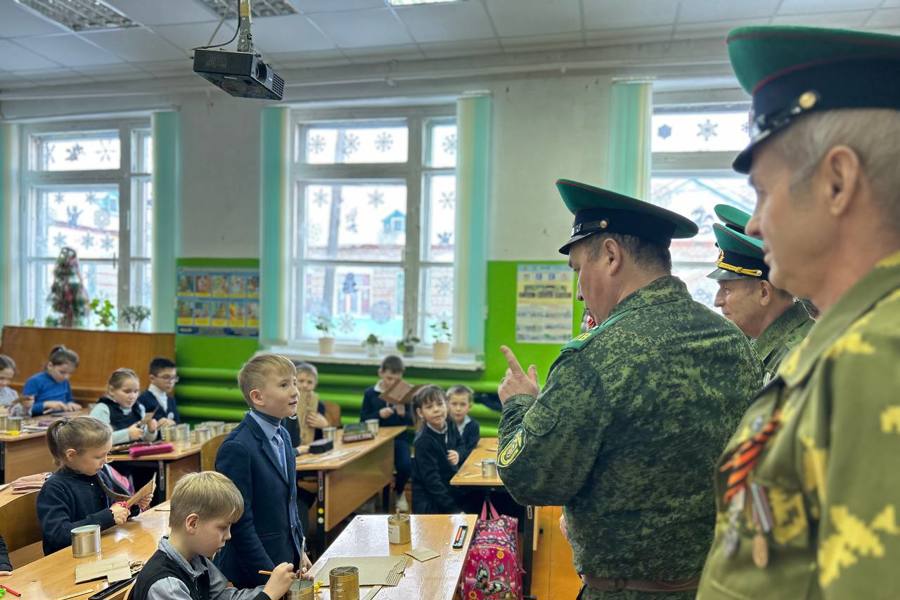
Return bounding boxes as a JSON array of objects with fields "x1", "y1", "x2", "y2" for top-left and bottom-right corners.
[
  {"x1": 214, "y1": 353, "x2": 311, "y2": 587},
  {"x1": 137, "y1": 357, "x2": 181, "y2": 427},
  {"x1": 447, "y1": 384, "x2": 480, "y2": 464}
]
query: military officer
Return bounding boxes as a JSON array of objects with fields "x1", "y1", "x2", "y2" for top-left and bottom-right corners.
[
  {"x1": 708, "y1": 221, "x2": 814, "y2": 382},
  {"x1": 698, "y1": 25, "x2": 900, "y2": 599},
  {"x1": 497, "y1": 179, "x2": 762, "y2": 599}
]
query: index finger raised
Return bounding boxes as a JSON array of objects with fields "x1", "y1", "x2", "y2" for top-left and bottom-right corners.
[{"x1": 500, "y1": 345, "x2": 525, "y2": 375}]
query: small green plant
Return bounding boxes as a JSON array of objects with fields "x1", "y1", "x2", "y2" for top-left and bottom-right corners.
[
  {"x1": 429, "y1": 320, "x2": 451, "y2": 343},
  {"x1": 313, "y1": 314, "x2": 334, "y2": 337},
  {"x1": 22, "y1": 318, "x2": 36, "y2": 326},
  {"x1": 396, "y1": 330, "x2": 421, "y2": 357},
  {"x1": 121, "y1": 305, "x2": 151, "y2": 331},
  {"x1": 363, "y1": 333, "x2": 382, "y2": 347},
  {"x1": 90, "y1": 298, "x2": 116, "y2": 329},
  {"x1": 44, "y1": 316, "x2": 60, "y2": 328}
]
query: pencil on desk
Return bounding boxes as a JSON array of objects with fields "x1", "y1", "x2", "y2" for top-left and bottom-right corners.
[
  {"x1": 1, "y1": 583, "x2": 21, "y2": 597},
  {"x1": 55, "y1": 587, "x2": 97, "y2": 600}
]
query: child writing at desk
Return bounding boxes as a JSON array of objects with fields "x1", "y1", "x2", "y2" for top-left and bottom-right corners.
[
  {"x1": 22, "y1": 345, "x2": 82, "y2": 415},
  {"x1": 0, "y1": 354, "x2": 33, "y2": 417},
  {"x1": 36, "y1": 417, "x2": 152, "y2": 555}
]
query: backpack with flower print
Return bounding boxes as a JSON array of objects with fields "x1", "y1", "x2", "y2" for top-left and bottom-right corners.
[{"x1": 460, "y1": 499, "x2": 523, "y2": 600}]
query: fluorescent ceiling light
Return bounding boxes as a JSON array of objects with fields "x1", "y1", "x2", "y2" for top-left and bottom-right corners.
[
  {"x1": 388, "y1": 0, "x2": 463, "y2": 6},
  {"x1": 196, "y1": 0, "x2": 297, "y2": 18},
  {"x1": 14, "y1": 0, "x2": 137, "y2": 32}
]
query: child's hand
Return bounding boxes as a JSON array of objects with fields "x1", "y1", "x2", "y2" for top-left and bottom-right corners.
[
  {"x1": 378, "y1": 407, "x2": 394, "y2": 419},
  {"x1": 127, "y1": 424, "x2": 143, "y2": 441},
  {"x1": 147, "y1": 418, "x2": 159, "y2": 433},
  {"x1": 447, "y1": 450, "x2": 460, "y2": 466},
  {"x1": 43, "y1": 401, "x2": 66, "y2": 413},
  {"x1": 262, "y1": 562, "x2": 296, "y2": 599},
  {"x1": 305, "y1": 412, "x2": 329, "y2": 429},
  {"x1": 67, "y1": 402, "x2": 82, "y2": 411},
  {"x1": 299, "y1": 552, "x2": 313, "y2": 579},
  {"x1": 137, "y1": 492, "x2": 153, "y2": 511},
  {"x1": 0, "y1": 570, "x2": 12, "y2": 576},
  {"x1": 394, "y1": 403, "x2": 406, "y2": 416},
  {"x1": 110, "y1": 503, "x2": 130, "y2": 525},
  {"x1": 157, "y1": 418, "x2": 175, "y2": 428}
]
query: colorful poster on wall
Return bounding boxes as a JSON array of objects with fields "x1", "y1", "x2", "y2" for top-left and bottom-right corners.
[
  {"x1": 176, "y1": 267, "x2": 260, "y2": 337},
  {"x1": 515, "y1": 264, "x2": 574, "y2": 344}
]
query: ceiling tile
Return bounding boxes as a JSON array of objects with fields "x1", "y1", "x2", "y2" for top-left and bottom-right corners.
[
  {"x1": 341, "y1": 43, "x2": 423, "y2": 59},
  {"x1": 307, "y1": 8, "x2": 413, "y2": 48},
  {"x1": 770, "y1": 10, "x2": 872, "y2": 28},
  {"x1": 0, "y1": 39, "x2": 61, "y2": 70},
  {"x1": 153, "y1": 21, "x2": 237, "y2": 51},
  {"x1": 292, "y1": 0, "x2": 386, "y2": 13},
  {"x1": 583, "y1": 0, "x2": 679, "y2": 29},
  {"x1": 677, "y1": 0, "x2": 780, "y2": 24},
  {"x1": 81, "y1": 28, "x2": 187, "y2": 62},
  {"x1": 247, "y1": 14, "x2": 335, "y2": 52},
  {"x1": 778, "y1": 0, "x2": 881, "y2": 14},
  {"x1": 865, "y1": 8, "x2": 900, "y2": 27},
  {"x1": 105, "y1": 0, "x2": 219, "y2": 25},
  {"x1": 674, "y1": 18, "x2": 770, "y2": 39},
  {"x1": 419, "y1": 37, "x2": 502, "y2": 58},
  {"x1": 15, "y1": 34, "x2": 123, "y2": 67},
  {"x1": 584, "y1": 24, "x2": 673, "y2": 45},
  {"x1": 501, "y1": 31, "x2": 583, "y2": 49},
  {"x1": 396, "y1": 2, "x2": 495, "y2": 43},
  {"x1": 0, "y1": 1, "x2": 69, "y2": 37},
  {"x1": 881, "y1": 0, "x2": 900, "y2": 7},
  {"x1": 8, "y1": 66, "x2": 81, "y2": 84},
  {"x1": 484, "y1": 0, "x2": 581, "y2": 37}
]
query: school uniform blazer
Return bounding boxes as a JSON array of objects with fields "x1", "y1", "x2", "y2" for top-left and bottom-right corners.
[{"x1": 213, "y1": 413, "x2": 301, "y2": 588}]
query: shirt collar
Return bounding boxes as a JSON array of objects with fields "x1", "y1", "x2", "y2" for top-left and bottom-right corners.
[
  {"x1": 148, "y1": 384, "x2": 168, "y2": 403},
  {"x1": 454, "y1": 415, "x2": 471, "y2": 434},
  {"x1": 752, "y1": 301, "x2": 812, "y2": 362},
  {"x1": 158, "y1": 536, "x2": 208, "y2": 580},
  {"x1": 426, "y1": 422, "x2": 448, "y2": 435},
  {"x1": 249, "y1": 409, "x2": 283, "y2": 440}
]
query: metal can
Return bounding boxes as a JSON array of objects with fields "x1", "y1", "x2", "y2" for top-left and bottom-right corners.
[
  {"x1": 174, "y1": 423, "x2": 191, "y2": 443},
  {"x1": 322, "y1": 426, "x2": 337, "y2": 442},
  {"x1": 287, "y1": 579, "x2": 315, "y2": 600},
  {"x1": 481, "y1": 459, "x2": 498, "y2": 478},
  {"x1": 71, "y1": 524, "x2": 101, "y2": 557},
  {"x1": 388, "y1": 513, "x2": 411, "y2": 545},
  {"x1": 160, "y1": 425, "x2": 176, "y2": 442},
  {"x1": 364, "y1": 419, "x2": 379, "y2": 435},
  {"x1": 330, "y1": 566, "x2": 360, "y2": 600}
]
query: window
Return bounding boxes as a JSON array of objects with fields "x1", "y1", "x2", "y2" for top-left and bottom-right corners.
[
  {"x1": 19, "y1": 120, "x2": 153, "y2": 329},
  {"x1": 650, "y1": 105, "x2": 754, "y2": 307},
  {"x1": 289, "y1": 107, "x2": 457, "y2": 346}
]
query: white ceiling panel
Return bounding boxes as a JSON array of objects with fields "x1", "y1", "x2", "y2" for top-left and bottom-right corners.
[
  {"x1": 674, "y1": 18, "x2": 771, "y2": 40},
  {"x1": 420, "y1": 37, "x2": 502, "y2": 58},
  {"x1": 15, "y1": 34, "x2": 122, "y2": 67},
  {"x1": 501, "y1": 31, "x2": 583, "y2": 49},
  {"x1": 866, "y1": 8, "x2": 900, "y2": 28},
  {"x1": 153, "y1": 21, "x2": 237, "y2": 51},
  {"x1": 484, "y1": 0, "x2": 581, "y2": 37},
  {"x1": 778, "y1": 0, "x2": 881, "y2": 15},
  {"x1": 678, "y1": 0, "x2": 781, "y2": 24},
  {"x1": 341, "y1": 43, "x2": 423, "y2": 59},
  {"x1": 0, "y1": 38, "x2": 60, "y2": 70},
  {"x1": 82, "y1": 28, "x2": 187, "y2": 62},
  {"x1": 292, "y1": 0, "x2": 387, "y2": 13},
  {"x1": 583, "y1": 0, "x2": 679, "y2": 30},
  {"x1": 247, "y1": 14, "x2": 335, "y2": 51},
  {"x1": 0, "y1": 1, "x2": 68, "y2": 37},
  {"x1": 770, "y1": 10, "x2": 872, "y2": 28},
  {"x1": 137, "y1": 59, "x2": 192, "y2": 77},
  {"x1": 106, "y1": 0, "x2": 219, "y2": 26},
  {"x1": 396, "y1": 2, "x2": 494, "y2": 43},
  {"x1": 584, "y1": 25, "x2": 673, "y2": 45},
  {"x1": 269, "y1": 48, "x2": 350, "y2": 65},
  {"x1": 308, "y1": 8, "x2": 413, "y2": 48}
]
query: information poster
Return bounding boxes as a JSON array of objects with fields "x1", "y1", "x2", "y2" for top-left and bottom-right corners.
[
  {"x1": 515, "y1": 264, "x2": 574, "y2": 344},
  {"x1": 176, "y1": 268, "x2": 260, "y2": 337}
]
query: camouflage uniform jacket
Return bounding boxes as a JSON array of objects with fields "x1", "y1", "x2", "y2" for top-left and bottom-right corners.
[
  {"x1": 497, "y1": 275, "x2": 763, "y2": 585},
  {"x1": 752, "y1": 301, "x2": 815, "y2": 384},
  {"x1": 698, "y1": 250, "x2": 900, "y2": 599}
]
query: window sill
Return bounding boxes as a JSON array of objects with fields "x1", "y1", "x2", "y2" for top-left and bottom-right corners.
[{"x1": 267, "y1": 343, "x2": 484, "y2": 372}]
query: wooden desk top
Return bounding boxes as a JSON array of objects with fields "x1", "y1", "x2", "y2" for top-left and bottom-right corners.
[
  {"x1": 450, "y1": 438, "x2": 501, "y2": 487},
  {"x1": 1, "y1": 503, "x2": 170, "y2": 599},
  {"x1": 107, "y1": 441, "x2": 204, "y2": 462},
  {"x1": 0, "y1": 409, "x2": 91, "y2": 443},
  {"x1": 295, "y1": 426, "x2": 406, "y2": 472},
  {"x1": 309, "y1": 513, "x2": 477, "y2": 600}
]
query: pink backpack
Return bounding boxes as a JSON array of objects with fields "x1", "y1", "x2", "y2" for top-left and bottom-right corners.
[{"x1": 460, "y1": 499, "x2": 523, "y2": 600}]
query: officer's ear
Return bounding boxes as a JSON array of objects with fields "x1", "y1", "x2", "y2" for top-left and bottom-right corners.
[
  {"x1": 603, "y1": 237, "x2": 625, "y2": 276},
  {"x1": 758, "y1": 281, "x2": 772, "y2": 307}
]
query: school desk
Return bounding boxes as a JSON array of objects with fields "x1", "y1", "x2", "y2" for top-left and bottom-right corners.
[
  {"x1": 295, "y1": 425, "x2": 405, "y2": 554},
  {"x1": 308, "y1": 513, "x2": 476, "y2": 600},
  {"x1": 0, "y1": 409, "x2": 90, "y2": 483},
  {"x1": 107, "y1": 441, "x2": 203, "y2": 500},
  {"x1": 451, "y1": 437, "x2": 538, "y2": 598}
]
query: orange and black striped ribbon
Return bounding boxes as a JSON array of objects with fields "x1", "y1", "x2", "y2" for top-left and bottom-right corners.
[{"x1": 720, "y1": 416, "x2": 780, "y2": 504}]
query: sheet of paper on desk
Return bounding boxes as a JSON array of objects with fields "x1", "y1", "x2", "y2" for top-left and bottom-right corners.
[
  {"x1": 314, "y1": 556, "x2": 409, "y2": 586},
  {"x1": 75, "y1": 556, "x2": 132, "y2": 583},
  {"x1": 126, "y1": 476, "x2": 156, "y2": 508},
  {"x1": 405, "y1": 547, "x2": 440, "y2": 562}
]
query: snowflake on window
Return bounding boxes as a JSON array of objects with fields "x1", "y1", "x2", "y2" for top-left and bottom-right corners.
[
  {"x1": 66, "y1": 206, "x2": 82, "y2": 226},
  {"x1": 691, "y1": 207, "x2": 715, "y2": 235},
  {"x1": 341, "y1": 133, "x2": 360, "y2": 157},
  {"x1": 697, "y1": 119, "x2": 718, "y2": 142},
  {"x1": 81, "y1": 233, "x2": 94, "y2": 249},
  {"x1": 94, "y1": 209, "x2": 111, "y2": 229},
  {"x1": 101, "y1": 235, "x2": 114, "y2": 251},
  {"x1": 53, "y1": 233, "x2": 67, "y2": 248},
  {"x1": 371, "y1": 300, "x2": 391, "y2": 324},
  {"x1": 309, "y1": 223, "x2": 323, "y2": 243},
  {"x1": 435, "y1": 276, "x2": 452, "y2": 296},
  {"x1": 374, "y1": 132, "x2": 393, "y2": 153},
  {"x1": 657, "y1": 124, "x2": 672, "y2": 139},
  {"x1": 313, "y1": 189, "x2": 329, "y2": 208},
  {"x1": 368, "y1": 189, "x2": 384, "y2": 208},
  {"x1": 442, "y1": 133, "x2": 457, "y2": 155},
  {"x1": 65, "y1": 143, "x2": 85, "y2": 162},
  {"x1": 86, "y1": 192, "x2": 98, "y2": 205},
  {"x1": 45, "y1": 143, "x2": 57, "y2": 165},
  {"x1": 439, "y1": 191, "x2": 455, "y2": 210},
  {"x1": 96, "y1": 141, "x2": 113, "y2": 163},
  {"x1": 307, "y1": 134, "x2": 326, "y2": 155},
  {"x1": 345, "y1": 208, "x2": 358, "y2": 233},
  {"x1": 437, "y1": 231, "x2": 452, "y2": 245},
  {"x1": 341, "y1": 273, "x2": 357, "y2": 295},
  {"x1": 54, "y1": 192, "x2": 65, "y2": 205},
  {"x1": 337, "y1": 313, "x2": 356, "y2": 334}
]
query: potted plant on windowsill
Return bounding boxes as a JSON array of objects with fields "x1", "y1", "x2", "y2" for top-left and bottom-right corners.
[
  {"x1": 362, "y1": 333, "x2": 383, "y2": 358},
  {"x1": 430, "y1": 320, "x2": 452, "y2": 361},
  {"x1": 121, "y1": 305, "x2": 151, "y2": 332},
  {"x1": 314, "y1": 315, "x2": 336, "y2": 355},
  {"x1": 396, "y1": 330, "x2": 420, "y2": 358}
]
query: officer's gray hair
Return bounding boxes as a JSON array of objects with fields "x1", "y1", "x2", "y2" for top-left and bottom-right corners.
[
  {"x1": 585, "y1": 232, "x2": 672, "y2": 273},
  {"x1": 769, "y1": 109, "x2": 900, "y2": 231}
]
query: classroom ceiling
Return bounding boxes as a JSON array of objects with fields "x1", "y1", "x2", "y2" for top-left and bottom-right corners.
[{"x1": 0, "y1": 0, "x2": 898, "y2": 89}]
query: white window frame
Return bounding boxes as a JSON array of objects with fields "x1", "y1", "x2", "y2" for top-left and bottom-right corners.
[
  {"x1": 18, "y1": 118, "x2": 152, "y2": 328},
  {"x1": 288, "y1": 104, "x2": 457, "y2": 350}
]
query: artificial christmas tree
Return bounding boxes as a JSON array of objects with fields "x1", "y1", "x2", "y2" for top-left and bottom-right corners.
[{"x1": 48, "y1": 246, "x2": 90, "y2": 328}]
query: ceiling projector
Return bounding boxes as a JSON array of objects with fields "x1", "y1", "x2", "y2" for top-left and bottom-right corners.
[{"x1": 192, "y1": 0, "x2": 284, "y2": 100}]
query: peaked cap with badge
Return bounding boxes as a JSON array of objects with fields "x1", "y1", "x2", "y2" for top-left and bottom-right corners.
[
  {"x1": 707, "y1": 222, "x2": 769, "y2": 281},
  {"x1": 714, "y1": 204, "x2": 750, "y2": 234}
]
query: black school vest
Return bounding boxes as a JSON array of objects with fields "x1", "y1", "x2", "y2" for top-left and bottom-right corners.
[
  {"x1": 128, "y1": 549, "x2": 210, "y2": 600},
  {"x1": 97, "y1": 397, "x2": 142, "y2": 431}
]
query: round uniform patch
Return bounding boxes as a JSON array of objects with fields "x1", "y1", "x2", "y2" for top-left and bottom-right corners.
[{"x1": 497, "y1": 429, "x2": 526, "y2": 468}]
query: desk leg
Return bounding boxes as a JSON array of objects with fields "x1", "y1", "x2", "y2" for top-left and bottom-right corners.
[
  {"x1": 315, "y1": 469, "x2": 326, "y2": 555},
  {"x1": 157, "y1": 460, "x2": 166, "y2": 497},
  {"x1": 523, "y1": 505, "x2": 535, "y2": 599}
]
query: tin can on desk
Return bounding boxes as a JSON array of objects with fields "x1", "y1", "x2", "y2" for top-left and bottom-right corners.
[
  {"x1": 330, "y1": 566, "x2": 360, "y2": 600},
  {"x1": 364, "y1": 419, "x2": 379, "y2": 435},
  {"x1": 160, "y1": 425, "x2": 176, "y2": 442},
  {"x1": 174, "y1": 423, "x2": 191, "y2": 443},
  {"x1": 388, "y1": 513, "x2": 411, "y2": 544},
  {"x1": 0, "y1": 415, "x2": 8, "y2": 432},
  {"x1": 322, "y1": 426, "x2": 336, "y2": 442},
  {"x1": 71, "y1": 524, "x2": 101, "y2": 557},
  {"x1": 6, "y1": 416, "x2": 22, "y2": 433},
  {"x1": 287, "y1": 579, "x2": 315, "y2": 600},
  {"x1": 481, "y1": 459, "x2": 498, "y2": 478}
]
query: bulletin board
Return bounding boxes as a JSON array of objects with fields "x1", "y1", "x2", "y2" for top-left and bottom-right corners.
[{"x1": 176, "y1": 267, "x2": 259, "y2": 338}]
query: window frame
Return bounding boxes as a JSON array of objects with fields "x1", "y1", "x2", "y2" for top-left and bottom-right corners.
[
  {"x1": 18, "y1": 117, "x2": 152, "y2": 328},
  {"x1": 288, "y1": 104, "x2": 457, "y2": 347}
]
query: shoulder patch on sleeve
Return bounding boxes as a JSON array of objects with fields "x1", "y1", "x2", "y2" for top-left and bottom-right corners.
[
  {"x1": 561, "y1": 328, "x2": 600, "y2": 352},
  {"x1": 497, "y1": 429, "x2": 526, "y2": 468}
]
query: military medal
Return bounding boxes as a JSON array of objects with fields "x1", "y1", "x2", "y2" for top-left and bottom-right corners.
[
  {"x1": 749, "y1": 483, "x2": 773, "y2": 568},
  {"x1": 752, "y1": 533, "x2": 769, "y2": 568},
  {"x1": 724, "y1": 527, "x2": 740, "y2": 558}
]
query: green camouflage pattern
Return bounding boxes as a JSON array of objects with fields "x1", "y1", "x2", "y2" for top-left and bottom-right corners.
[
  {"x1": 752, "y1": 301, "x2": 815, "y2": 384},
  {"x1": 698, "y1": 250, "x2": 900, "y2": 600},
  {"x1": 497, "y1": 275, "x2": 763, "y2": 599}
]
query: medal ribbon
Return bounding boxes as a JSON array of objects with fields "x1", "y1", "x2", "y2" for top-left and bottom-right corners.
[{"x1": 720, "y1": 415, "x2": 780, "y2": 503}]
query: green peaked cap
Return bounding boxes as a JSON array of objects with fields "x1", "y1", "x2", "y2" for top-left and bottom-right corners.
[
  {"x1": 714, "y1": 204, "x2": 751, "y2": 234},
  {"x1": 707, "y1": 223, "x2": 768, "y2": 281}
]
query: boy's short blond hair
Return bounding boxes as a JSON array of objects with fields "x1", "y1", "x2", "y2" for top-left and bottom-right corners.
[
  {"x1": 447, "y1": 384, "x2": 474, "y2": 403},
  {"x1": 237, "y1": 353, "x2": 296, "y2": 406},
  {"x1": 169, "y1": 471, "x2": 244, "y2": 529}
]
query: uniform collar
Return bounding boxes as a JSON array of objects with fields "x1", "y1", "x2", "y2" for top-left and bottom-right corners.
[
  {"x1": 158, "y1": 536, "x2": 208, "y2": 580},
  {"x1": 778, "y1": 249, "x2": 900, "y2": 386},
  {"x1": 604, "y1": 275, "x2": 689, "y2": 322},
  {"x1": 753, "y1": 301, "x2": 812, "y2": 363}
]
